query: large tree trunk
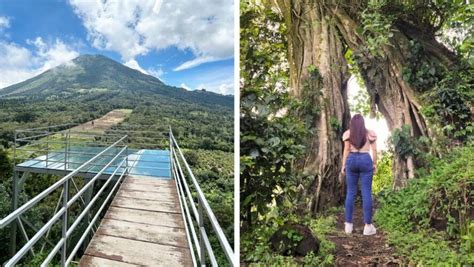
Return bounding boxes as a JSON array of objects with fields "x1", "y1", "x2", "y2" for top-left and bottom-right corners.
[
  {"x1": 394, "y1": 20, "x2": 459, "y2": 68},
  {"x1": 331, "y1": 6, "x2": 460, "y2": 188},
  {"x1": 276, "y1": 0, "x2": 351, "y2": 213},
  {"x1": 275, "y1": 0, "x2": 463, "y2": 200}
]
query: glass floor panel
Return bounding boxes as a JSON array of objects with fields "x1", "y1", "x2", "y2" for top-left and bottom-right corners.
[{"x1": 17, "y1": 146, "x2": 171, "y2": 179}]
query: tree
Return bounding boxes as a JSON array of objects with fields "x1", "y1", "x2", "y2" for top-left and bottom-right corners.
[
  {"x1": 274, "y1": 0, "x2": 351, "y2": 213},
  {"x1": 240, "y1": 2, "x2": 306, "y2": 225},
  {"x1": 333, "y1": 0, "x2": 472, "y2": 187},
  {"x1": 0, "y1": 148, "x2": 12, "y2": 183},
  {"x1": 0, "y1": 184, "x2": 11, "y2": 263},
  {"x1": 274, "y1": 0, "x2": 473, "y2": 190}
]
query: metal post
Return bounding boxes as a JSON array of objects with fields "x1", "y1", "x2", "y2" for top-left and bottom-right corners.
[
  {"x1": 198, "y1": 197, "x2": 205, "y2": 266},
  {"x1": 17, "y1": 218, "x2": 35, "y2": 256},
  {"x1": 17, "y1": 172, "x2": 28, "y2": 192},
  {"x1": 13, "y1": 131, "x2": 17, "y2": 165},
  {"x1": 41, "y1": 187, "x2": 63, "y2": 253},
  {"x1": 46, "y1": 131, "x2": 49, "y2": 168},
  {"x1": 66, "y1": 129, "x2": 71, "y2": 170},
  {"x1": 9, "y1": 171, "x2": 19, "y2": 257},
  {"x1": 64, "y1": 132, "x2": 67, "y2": 171},
  {"x1": 10, "y1": 131, "x2": 18, "y2": 256},
  {"x1": 169, "y1": 128, "x2": 173, "y2": 180},
  {"x1": 82, "y1": 178, "x2": 93, "y2": 251},
  {"x1": 61, "y1": 180, "x2": 69, "y2": 266},
  {"x1": 68, "y1": 129, "x2": 71, "y2": 165},
  {"x1": 10, "y1": 171, "x2": 29, "y2": 257},
  {"x1": 125, "y1": 146, "x2": 129, "y2": 175}
]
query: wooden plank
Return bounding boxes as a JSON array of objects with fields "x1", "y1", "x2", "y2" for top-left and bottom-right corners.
[
  {"x1": 96, "y1": 218, "x2": 189, "y2": 248},
  {"x1": 79, "y1": 255, "x2": 139, "y2": 267},
  {"x1": 80, "y1": 175, "x2": 192, "y2": 266},
  {"x1": 104, "y1": 206, "x2": 185, "y2": 229},
  {"x1": 111, "y1": 196, "x2": 180, "y2": 213},
  {"x1": 120, "y1": 181, "x2": 177, "y2": 194},
  {"x1": 126, "y1": 176, "x2": 175, "y2": 186},
  {"x1": 116, "y1": 189, "x2": 177, "y2": 202},
  {"x1": 84, "y1": 235, "x2": 192, "y2": 266}
]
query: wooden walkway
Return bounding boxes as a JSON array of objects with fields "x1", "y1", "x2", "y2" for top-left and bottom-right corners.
[{"x1": 79, "y1": 175, "x2": 192, "y2": 266}]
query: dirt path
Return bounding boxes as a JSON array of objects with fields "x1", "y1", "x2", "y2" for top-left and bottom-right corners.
[
  {"x1": 70, "y1": 109, "x2": 132, "y2": 133},
  {"x1": 327, "y1": 200, "x2": 402, "y2": 266}
]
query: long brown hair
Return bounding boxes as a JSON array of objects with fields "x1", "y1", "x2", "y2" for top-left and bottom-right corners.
[{"x1": 349, "y1": 114, "x2": 367, "y2": 149}]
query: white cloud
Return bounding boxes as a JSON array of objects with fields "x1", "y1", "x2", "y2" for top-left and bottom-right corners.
[
  {"x1": 68, "y1": 0, "x2": 234, "y2": 70},
  {"x1": 173, "y1": 62, "x2": 234, "y2": 94},
  {"x1": 196, "y1": 82, "x2": 233, "y2": 95},
  {"x1": 0, "y1": 43, "x2": 35, "y2": 88},
  {"x1": 196, "y1": 82, "x2": 234, "y2": 95},
  {"x1": 152, "y1": 0, "x2": 163, "y2": 14},
  {"x1": 185, "y1": 62, "x2": 235, "y2": 94},
  {"x1": 0, "y1": 16, "x2": 10, "y2": 29},
  {"x1": 180, "y1": 83, "x2": 190, "y2": 90},
  {"x1": 0, "y1": 38, "x2": 79, "y2": 89},
  {"x1": 124, "y1": 59, "x2": 148, "y2": 74},
  {"x1": 123, "y1": 60, "x2": 166, "y2": 82},
  {"x1": 147, "y1": 67, "x2": 165, "y2": 79},
  {"x1": 27, "y1": 37, "x2": 79, "y2": 73},
  {"x1": 217, "y1": 83, "x2": 234, "y2": 95},
  {"x1": 0, "y1": 16, "x2": 10, "y2": 39},
  {"x1": 0, "y1": 42, "x2": 31, "y2": 68},
  {"x1": 173, "y1": 56, "x2": 220, "y2": 71}
]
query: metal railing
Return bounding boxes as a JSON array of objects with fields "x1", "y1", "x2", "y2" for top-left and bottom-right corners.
[
  {"x1": 1, "y1": 124, "x2": 234, "y2": 266},
  {"x1": 12, "y1": 125, "x2": 169, "y2": 177},
  {"x1": 0, "y1": 135, "x2": 129, "y2": 266},
  {"x1": 169, "y1": 129, "x2": 235, "y2": 267}
]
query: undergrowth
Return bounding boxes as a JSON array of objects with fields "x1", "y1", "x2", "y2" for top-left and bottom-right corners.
[
  {"x1": 241, "y1": 210, "x2": 338, "y2": 266},
  {"x1": 374, "y1": 145, "x2": 474, "y2": 265},
  {"x1": 372, "y1": 151, "x2": 393, "y2": 194}
]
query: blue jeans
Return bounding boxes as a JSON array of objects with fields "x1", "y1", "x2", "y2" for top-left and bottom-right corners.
[{"x1": 345, "y1": 152, "x2": 374, "y2": 224}]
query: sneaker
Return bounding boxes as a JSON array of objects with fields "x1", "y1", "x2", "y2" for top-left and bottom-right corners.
[
  {"x1": 363, "y1": 224, "x2": 377, "y2": 235},
  {"x1": 344, "y1": 222, "x2": 353, "y2": 234}
]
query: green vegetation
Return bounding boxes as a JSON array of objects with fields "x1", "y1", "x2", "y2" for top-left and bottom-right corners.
[
  {"x1": 241, "y1": 0, "x2": 473, "y2": 265},
  {"x1": 115, "y1": 105, "x2": 233, "y2": 152},
  {"x1": 374, "y1": 145, "x2": 474, "y2": 265},
  {"x1": 372, "y1": 151, "x2": 393, "y2": 194},
  {"x1": 0, "y1": 55, "x2": 233, "y2": 103},
  {"x1": 240, "y1": 2, "x2": 336, "y2": 265},
  {"x1": 0, "y1": 54, "x2": 231, "y2": 148},
  {"x1": 241, "y1": 212, "x2": 336, "y2": 266},
  {"x1": 0, "y1": 55, "x2": 233, "y2": 265},
  {"x1": 360, "y1": 0, "x2": 395, "y2": 57},
  {"x1": 240, "y1": 0, "x2": 305, "y2": 228},
  {"x1": 184, "y1": 149, "x2": 234, "y2": 265}
]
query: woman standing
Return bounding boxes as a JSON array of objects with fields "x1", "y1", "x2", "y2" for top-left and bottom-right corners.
[{"x1": 341, "y1": 114, "x2": 377, "y2": 235}]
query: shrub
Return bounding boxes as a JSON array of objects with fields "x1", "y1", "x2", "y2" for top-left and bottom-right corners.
[
  {"x1": 241, "y1": 213, "x2": 336, "y2": 266},
  {"x1": 372, "y1": 151, "x2": 392, "y2": 194},
  {"x1": 374, "y1": 145, "x2": 474, "y2": 265}
]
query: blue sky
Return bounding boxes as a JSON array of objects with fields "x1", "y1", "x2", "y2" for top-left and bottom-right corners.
[{"x1": 0, "y1": 0, "x2": 234, "y2": 95}]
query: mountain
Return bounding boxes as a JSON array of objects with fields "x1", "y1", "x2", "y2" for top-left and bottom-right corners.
[{"x1": 0, "y1": 54, "x2": 233, "y2": 107}]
